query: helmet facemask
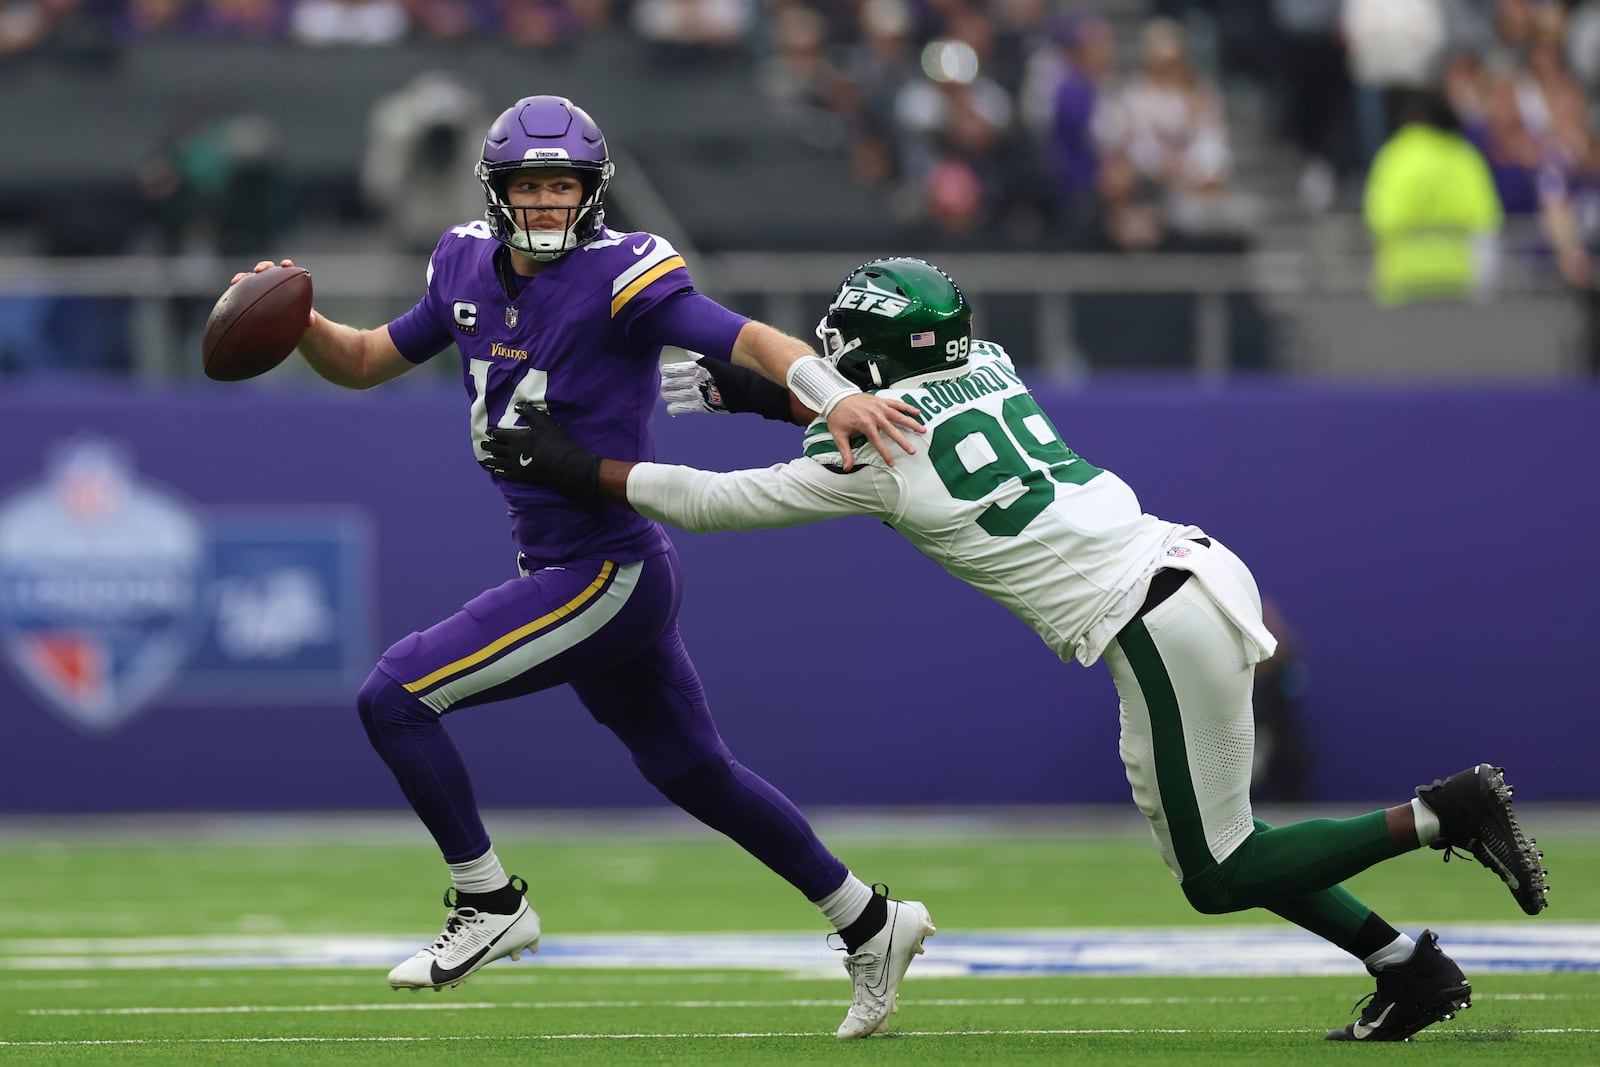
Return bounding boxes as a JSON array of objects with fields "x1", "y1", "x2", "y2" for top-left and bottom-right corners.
[
  {"x1": 814, "y1": 314, "x2": 868, "y2": 380},
  {"x1": 477, "y1": 160, "x2": 613, "y2": 261}
]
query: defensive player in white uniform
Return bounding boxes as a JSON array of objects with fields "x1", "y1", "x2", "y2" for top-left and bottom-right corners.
[{"x1": 481, "y1": 257, "x2": 1550, "y2": 1042}]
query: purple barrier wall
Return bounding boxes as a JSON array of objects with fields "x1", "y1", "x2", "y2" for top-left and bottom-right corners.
[{"x1": 1, "y1": 381, "x2": 1595, "y2": 813}]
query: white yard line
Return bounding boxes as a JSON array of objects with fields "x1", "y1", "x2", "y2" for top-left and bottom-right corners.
[
  {"x1": 22, "y1": 991, "x2": 1599, "y2": 1017},
  {"x1": 6, "y1": 1027, "x2": 1600, "y2": 1048}
]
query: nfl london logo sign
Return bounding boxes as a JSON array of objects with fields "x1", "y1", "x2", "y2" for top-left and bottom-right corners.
[{"x1": 0, "y1": 439, "x2": 371, "y2": 734}]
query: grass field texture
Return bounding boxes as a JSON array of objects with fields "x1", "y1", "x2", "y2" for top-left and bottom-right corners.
[{"x1": 3, "y1": 809, "x2": 1597, "y2": 1065}]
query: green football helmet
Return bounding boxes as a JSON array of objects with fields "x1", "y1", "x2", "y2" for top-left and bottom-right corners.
[{"x1": 815, "y1": 257, "x2": 972, "y2": 389}]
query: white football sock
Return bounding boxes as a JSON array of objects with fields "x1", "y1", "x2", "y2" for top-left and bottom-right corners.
[
  {"x1": 1365, "y1": 933, "x2": 1418, "y2": 971},
  {"x1": 448, "y1": 848, "x2": 509, "y2": 895},
  {"x1": 1411, "y1": 797, "x2": 1442, "y2": 847},
  {"x1": 816, "y1": 874, "x2": 875, "y2": 931}
]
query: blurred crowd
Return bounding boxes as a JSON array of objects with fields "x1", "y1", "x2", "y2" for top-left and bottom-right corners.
[
  {"x1": 1258, "y1": 0, "x2": 1600, "y2": 289},
  {"x1": 0, "y1": 0, "x2": 1262, "y2": 254},
  {"x1": 4, "y1": 0, "x2": 1600, "y2": 374},
  {"x1": 754, "y1": 1, "x2": 1264, "y2": 252},
  {"x1": 6, "y1": 0, "x2": 1599, "y2": 256}
]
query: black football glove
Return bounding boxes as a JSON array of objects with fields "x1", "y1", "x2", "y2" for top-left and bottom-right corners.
[{"x1": 481, "y1": 404, "x2": 601, "y2": 499}]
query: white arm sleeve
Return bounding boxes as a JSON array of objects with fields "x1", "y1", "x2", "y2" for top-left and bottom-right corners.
[{"x1": 626, "y1": 458, "x2": 898, "y2": 533}]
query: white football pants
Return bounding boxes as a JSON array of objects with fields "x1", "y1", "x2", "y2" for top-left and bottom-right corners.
[{"x1": 1102, "y1": 538, "x2": 1264, "y2": 883}]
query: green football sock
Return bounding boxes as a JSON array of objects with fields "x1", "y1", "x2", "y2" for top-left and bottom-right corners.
[
  {"x1": 1227, "y1": 813, "x2": 1405, "y2": 900},
  {"x1": 1269, "y1": 885, "x2": 1384, "y2": 954},
  {"x1": 1182, "y1": 815, "x2": 1406, "y2": 915}
]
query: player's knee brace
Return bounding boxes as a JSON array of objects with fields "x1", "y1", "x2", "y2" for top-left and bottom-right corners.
[{"x1": 355, "y1": 669, "x2": 437, "y2": 744}]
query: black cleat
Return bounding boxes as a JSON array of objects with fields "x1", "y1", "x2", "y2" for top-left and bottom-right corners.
[
  {"x1": 1326, "y1": 931, "x2": 1471, "y2": 1042},
  {"x1": 1418, "y1": 763, "x2": 1549, "y2": 915}
]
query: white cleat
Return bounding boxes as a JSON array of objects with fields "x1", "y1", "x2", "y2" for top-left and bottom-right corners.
[
  {"x1": 387, "y1": 879, "x2": 541, "y2": 992},
  {"x1": 835, "y1": 889, "x2": 935, "y2": 1039}
]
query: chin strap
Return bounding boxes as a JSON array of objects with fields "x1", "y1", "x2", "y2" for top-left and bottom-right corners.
[
  {"x1": 493, "y1": 246, "x2": 520, "y2": 300},
  {"x1": 509, "y1": 227, "x2": 580, "y2": 260}
]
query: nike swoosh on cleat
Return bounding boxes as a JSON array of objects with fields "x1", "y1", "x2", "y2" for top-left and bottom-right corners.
[
  {"x1": 1351, "y1": 1002, "x2": 1396, "y2": 1039},
  {"x1": 1480, "y1": 845, "x2": 1522, "y2": 889},
  {"x1": 519, "y1": 454, "x2": 533, "y2": 466},
  {"x1": 425, "y1": 906, "x2": 529, "y2": 986},
  {"x1": 867, "y1": 916, "x2": 897, "y2": 997},
  {"x1": 427, "y1": 942, "x2": 494, "y2": 987}
]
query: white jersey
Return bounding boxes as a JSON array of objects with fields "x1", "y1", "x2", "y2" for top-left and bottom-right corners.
[{"x1": 629, "y1": 343, "x2": 1259, "y2": 665}]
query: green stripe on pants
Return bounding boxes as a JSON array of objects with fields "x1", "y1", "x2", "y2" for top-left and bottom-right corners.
[{"x1": 1116, "y1": 617, "x2": 1213, "y2": 878}]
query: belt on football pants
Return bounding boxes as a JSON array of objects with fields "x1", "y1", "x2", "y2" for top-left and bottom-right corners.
[{"x1": 1134, "y1": 537, "x2": 1212, "y2": 620}]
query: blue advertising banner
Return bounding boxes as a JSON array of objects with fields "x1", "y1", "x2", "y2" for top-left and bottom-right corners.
[
  {"x1": 0, "y1": 381, "x2": 1595, "y2": 812},
  {"x1": 0, "y1": 439, "x2": 371, "y2": 732}
]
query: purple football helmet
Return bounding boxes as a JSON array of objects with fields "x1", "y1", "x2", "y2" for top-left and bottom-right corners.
[{"x1": 475, "y1": 95, "x2": 615, "y2": 260}]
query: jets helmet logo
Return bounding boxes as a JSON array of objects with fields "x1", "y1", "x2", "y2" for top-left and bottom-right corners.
[{"x1": 829, "y1": 280, "x2": 910, "y2": 318}]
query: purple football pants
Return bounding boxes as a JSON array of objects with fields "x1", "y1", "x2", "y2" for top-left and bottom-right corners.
[{"x1": 356, "y1": 545, "x2": 847, "y2": 901}]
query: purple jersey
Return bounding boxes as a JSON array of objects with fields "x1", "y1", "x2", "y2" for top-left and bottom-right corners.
[{"x1": 387, "y1": 224, "x2": 714, "y2": 565}]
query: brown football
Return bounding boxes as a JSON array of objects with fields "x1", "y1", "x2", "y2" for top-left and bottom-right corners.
[{"x1": 202, "y1": 266, "x2": 313, "y2": 381}]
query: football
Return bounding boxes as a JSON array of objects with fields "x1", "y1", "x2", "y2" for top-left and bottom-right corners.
[{"x1": 201, "y1": 265, "x2": 313, "y2": 381}]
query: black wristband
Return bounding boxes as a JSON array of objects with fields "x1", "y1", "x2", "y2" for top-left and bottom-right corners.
[
  {"x1": 700, "y1": 358, "x2": 796, "y2": 423},
  {"x1": 549, "y1": 448, "x2": 602, "y2": 499}
]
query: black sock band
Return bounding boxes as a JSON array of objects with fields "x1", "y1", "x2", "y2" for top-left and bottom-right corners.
[
  {"x1": 1352, "y1": 911, "x2": 1403, "y2": 961},
  {"x1": 456, "y1": 880, "x2": 523, "y2": 915},
  {"x1": 839, "y1": 891, "x2": 889, "y2": 953}
]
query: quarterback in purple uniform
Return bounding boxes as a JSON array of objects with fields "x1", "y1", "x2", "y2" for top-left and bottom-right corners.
[{"x1": 232, "y1": 96, "x2": 932, "y2": 1038}]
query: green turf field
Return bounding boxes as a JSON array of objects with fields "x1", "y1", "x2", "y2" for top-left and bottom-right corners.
[{"x1": 3, "y1": 809, "x2": 1597, "y2": 1065}]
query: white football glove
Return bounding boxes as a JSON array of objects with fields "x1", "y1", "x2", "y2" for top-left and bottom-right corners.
[{"x1": 660, "y1": 359, "x2": 729, "y2": 416}]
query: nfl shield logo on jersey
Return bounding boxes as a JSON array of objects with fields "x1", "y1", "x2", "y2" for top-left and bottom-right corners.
[
  {"x1": 505, "y1": 306, "x2": 519, "y2": 328},
  {"x1": 0, "y1": 440, "x2": 204, "y2": 733}
]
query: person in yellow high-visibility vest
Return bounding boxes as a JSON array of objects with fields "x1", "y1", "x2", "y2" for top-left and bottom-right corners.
[{"x1": 1363, "y1": 90, "x2": 1503, "y2": 304}]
